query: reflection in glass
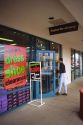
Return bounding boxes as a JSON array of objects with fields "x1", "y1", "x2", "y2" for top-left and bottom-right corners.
[
  {"x1": 37, "y1": 51, "x2": 55, "y2": 94},
  {"x1": 71, "y1": 49, "x2": 83, "y2": 81}
]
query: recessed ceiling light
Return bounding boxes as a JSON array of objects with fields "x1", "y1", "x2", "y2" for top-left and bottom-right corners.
[{"x1": 0, "y1": 37, "x2": 14, "y2": 42}]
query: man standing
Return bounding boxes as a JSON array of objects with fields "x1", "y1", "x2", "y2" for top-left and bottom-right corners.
[{"x1": 56, "y1": 58, "x2": 67, "y2": 95}]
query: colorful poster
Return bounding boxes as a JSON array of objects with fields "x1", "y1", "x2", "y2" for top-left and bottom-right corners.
[
  {"x1": 4, "y1": 45, "x2": 27, "y2": 90},
  {"x1": 29, "y1": 62, "x2": 41, "y2": 81},
  {"x1": 0, "y1": 45, "x2": 4, "y2": 87}
]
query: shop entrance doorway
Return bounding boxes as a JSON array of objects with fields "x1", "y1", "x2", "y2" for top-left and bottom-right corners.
[{"x1": 35, "y1": 50, "x2": 56, "y2": 98}]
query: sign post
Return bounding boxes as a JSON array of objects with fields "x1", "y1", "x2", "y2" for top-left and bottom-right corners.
[{"x1": 29, "y1": 62, "x2": 45, "y2": 107}]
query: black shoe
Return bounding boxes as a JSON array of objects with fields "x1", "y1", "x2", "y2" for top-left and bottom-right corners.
[
  {"x1": 56, "y1": 92, "x2": 60, "y2": 95},
  {"x1": 62, "y1": 93, "x2": 67, "y2": 96}
]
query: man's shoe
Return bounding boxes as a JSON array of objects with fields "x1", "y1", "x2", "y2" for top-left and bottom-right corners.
[
  {"x1": 56, "y1": 92, "x2": 60, "y2": 95},
  {"x1": 62, "y1": 93, "x2": 67, "y2": 96}
]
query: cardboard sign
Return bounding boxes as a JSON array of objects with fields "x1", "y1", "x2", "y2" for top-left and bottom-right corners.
[
  {"x1": 29, "y1": 62, "x2": 41, "y2": 81},
  {"x1": 4, "y1": 45, "x2": 27, "y2": 90}
]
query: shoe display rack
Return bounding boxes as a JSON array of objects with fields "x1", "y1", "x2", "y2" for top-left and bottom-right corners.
[{"x1": 0, "y1": 85, "x2": 30, "y2": 114}]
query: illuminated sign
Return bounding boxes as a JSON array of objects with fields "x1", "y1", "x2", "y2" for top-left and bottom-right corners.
[
  {"x1": 4, "y1": 45, "x2": 27, "y2": 90},
  {"x1": 29, "y1": 62, "x2": 41, "y2": 81},
  {"x1": 49, "y1": 21, "x2": 79, "y2": 35}
]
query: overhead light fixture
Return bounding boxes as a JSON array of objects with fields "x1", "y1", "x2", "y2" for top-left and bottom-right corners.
[
  {"x1": 10, "y1": 44, "x2": 16, "y2": 46},
  {"x1": 0, "y1": 37, "x2": 14, "y2": 42}
]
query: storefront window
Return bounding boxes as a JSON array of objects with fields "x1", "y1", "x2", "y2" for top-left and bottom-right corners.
[
  {"x1": 0, "y1": 45, "x2": 4, "y2": 87},
  {"x1": 50, "y1": 42, "x2": 62, "y2": 87},
  {"x1": 0, "y1": 25, "x2": 62, "y2": 99},
  {"x1": 71, "y1": 49, "x2": 83, "y2": 81},
  {"x1": 75, "y1": 51, "x2": 80, "y2": 78},
  {"x1": 80, "y1": 53, "x2": 83, "y2": 76},
  {"x1": 36, "y1": 38, "x2": 49, "y2": 50}
]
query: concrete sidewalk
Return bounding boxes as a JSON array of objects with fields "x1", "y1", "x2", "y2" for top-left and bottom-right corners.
[{"x1": 0, "y1": 77, "x2": 83, "y2": 125}]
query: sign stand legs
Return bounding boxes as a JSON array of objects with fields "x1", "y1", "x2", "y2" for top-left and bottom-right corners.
[
  {"x1": 28, "y1": 62, "x2": 45, "y2": 107},
  {"x1": 28, "y1": 79, "x2": 45, "y2": 107}
]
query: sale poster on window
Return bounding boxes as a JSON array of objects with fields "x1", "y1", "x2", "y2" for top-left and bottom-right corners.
[{"x1": 4, "y1": 45, "x2": 27, "y2": 90}]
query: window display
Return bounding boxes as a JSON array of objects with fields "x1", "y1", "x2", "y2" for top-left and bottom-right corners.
[
  {"x1": 0, "y1": 25, "x2": 62, "y2": 114},
  {"x1": 0, "y1": 44, "x2": 27, "y2": 90},
  {"x1": 0, "y1": 44, "x2": 30, "y2": 114},
  {"x1": 36, "y1": 50, "x2": 56, "y2": 96},
  {"x1": 0, "y1": 45, "x2": 4, "y2": 88},
  {"x1": 71, "y1": 49, "x2": 83, "y2": 81},
  {"x1": 4, "y1": 45, "x2": 27, "y2": 90}
]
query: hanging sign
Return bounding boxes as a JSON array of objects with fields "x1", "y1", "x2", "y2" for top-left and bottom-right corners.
[
  {"x1": 49, "y1": 21, "x2": 79, "y2": 35},
  {"x1": 29, "y1": 62, "x2": 41, "y2": 81},
  {"x1": 4, "y1": 45, "x2": 27, "y2": 90}
]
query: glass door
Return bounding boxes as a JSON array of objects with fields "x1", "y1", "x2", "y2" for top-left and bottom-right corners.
[
  {"x1": 71, "y1": 49, "x2": 83, "y2": 81},
  {"x1": 36, "y1": 50, "x2": 56, "y2": 98},
  {"x1": 71, "y1": 49, "x2": 75, "y2": 81},
  {"x1": 75, "y1": 51, "x2": 80, "y2": 78}
]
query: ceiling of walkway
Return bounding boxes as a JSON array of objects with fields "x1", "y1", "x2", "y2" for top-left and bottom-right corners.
[{"x1": 0, "y1": 0, "x2": 83, "y2": 50}]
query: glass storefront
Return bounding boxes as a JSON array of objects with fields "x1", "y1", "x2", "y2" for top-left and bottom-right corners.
[
  {"x1": 35, "y1": 38, "x2": 62, "y2": 97},
  {"x1": 36, "y1": 50, "x2": 56, "y2": 98},
  {"x1": 0, "y1": 25, "x2": 62, "y2": 99},
  {"x1": 71, "y1": 49, "x2": 83, "y2": 81},
  {"x1": 50, "y1": 42, "x2": 62, "y2": 87}
]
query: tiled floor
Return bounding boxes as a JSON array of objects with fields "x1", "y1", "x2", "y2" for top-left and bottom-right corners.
[{"x1": 0, "y1": 77, "x2": 83, "y2": 125}]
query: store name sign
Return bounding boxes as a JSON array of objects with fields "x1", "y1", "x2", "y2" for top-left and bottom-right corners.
[
  {"x1": 29, "y1": 62, "x2": 41, "y2": 81},
  {"x1": 49, "y1": 21, "x2": 79, "y2": 35},
  {"x1": 4, "y1": 45, "x2": 27, "y2": 90}
]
